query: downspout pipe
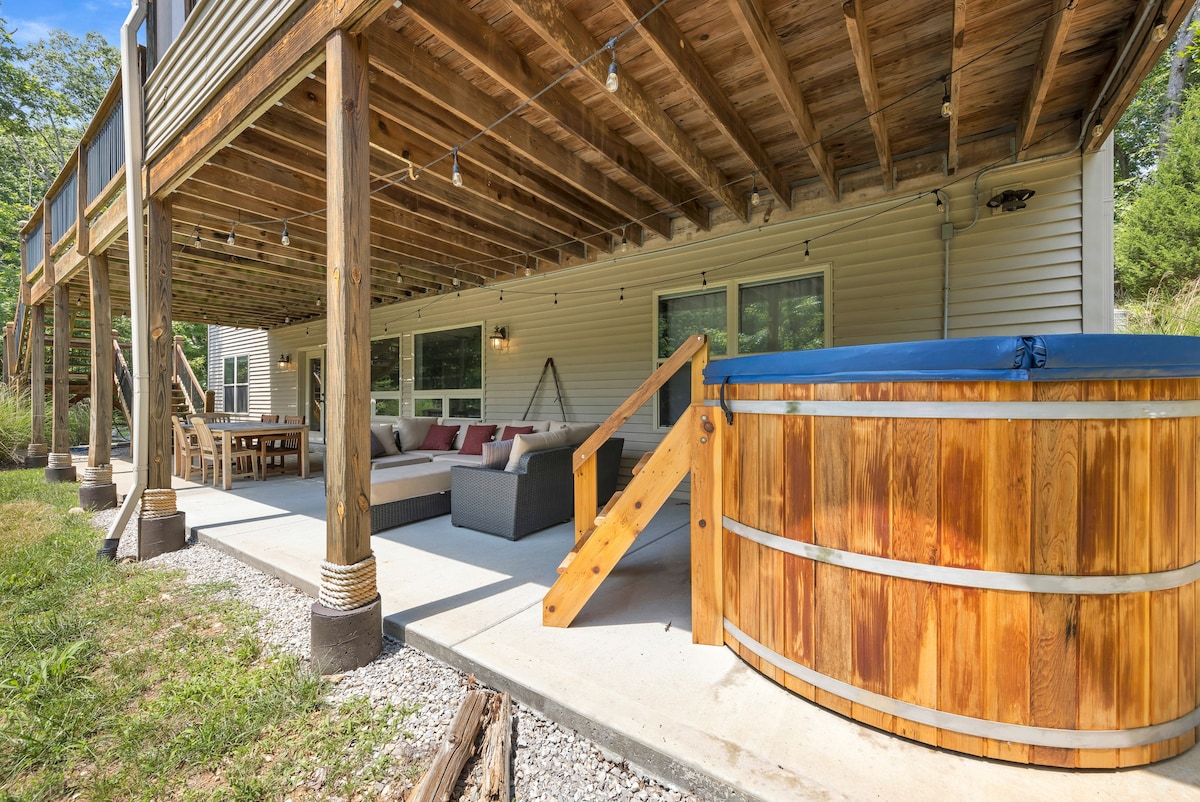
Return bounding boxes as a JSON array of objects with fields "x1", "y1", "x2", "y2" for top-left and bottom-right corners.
[{"x1": 100, "y1": 0, "x2": 150, "y2": 559}]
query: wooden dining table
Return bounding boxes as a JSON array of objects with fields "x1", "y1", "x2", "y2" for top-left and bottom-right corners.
[{"x1": 199, "y1": 421, "x2": 310, "y2": 489}]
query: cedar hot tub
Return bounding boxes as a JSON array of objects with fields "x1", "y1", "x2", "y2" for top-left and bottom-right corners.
[{"x1": 702, "y1": 334, "x2": 1200, "y2": 767}]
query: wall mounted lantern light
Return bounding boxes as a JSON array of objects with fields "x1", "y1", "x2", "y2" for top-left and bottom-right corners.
[
  {"x1": 277, "y1": 354, "x2": 293, "y2": 370},
  {"x1": 489, "y1": 326, "x2": 508, "y2": 351}
]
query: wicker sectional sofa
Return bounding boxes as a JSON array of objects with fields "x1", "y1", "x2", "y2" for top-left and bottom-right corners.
[{"x1": 367, "y1": 418, "x2": 620, "y2": 536}]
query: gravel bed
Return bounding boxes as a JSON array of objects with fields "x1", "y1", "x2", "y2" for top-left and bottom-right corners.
[{"x1": 91, "y1": 508, "x2": 705, "y2": 802}]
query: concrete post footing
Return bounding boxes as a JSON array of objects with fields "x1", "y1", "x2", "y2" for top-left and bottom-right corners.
[
  {"x1": 311, "y1": 596, "x2": 382, "y2": 674},
  {"x1": 138, "y1": 512, "x2": 187, "y2": 560},
  {"x1": 24, "y1": 454, "x2": 48, "y2": 469},
  {"x1": 45, "y1": 465, "x2": 77, "y2": 483},
  {"x1": 79, "y1": 483, "x2": 117, "y2": 510}
]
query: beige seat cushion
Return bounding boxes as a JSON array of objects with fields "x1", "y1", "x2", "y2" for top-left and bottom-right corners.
[
  {"x1": 371, "y1": 453, "x2": 431, "y2": 470},
  {"x1": 370, "y1": 461, "x2": 453, "y2": 505},
  {"x1": 504, "y1": 428, "x2": 570, "y2": 471}
]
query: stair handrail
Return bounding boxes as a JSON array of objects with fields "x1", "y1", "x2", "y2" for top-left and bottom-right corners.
[
  {"x1": 112, "y1": 335, "x2": 134, "y2": 432},
  {"x1": 172, "y1": 336, "x2": 205, "y2": 413},
  {"x1": 571, "y1": 333, "x2": 709, "y2": 542}
]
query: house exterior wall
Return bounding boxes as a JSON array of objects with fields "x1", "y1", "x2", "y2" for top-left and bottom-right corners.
[{"x1": 208, "y1": 152, "x2": 1103, "y2": 464}]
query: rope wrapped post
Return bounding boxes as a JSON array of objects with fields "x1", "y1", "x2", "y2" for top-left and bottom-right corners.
[
  {"x1": 311, "y1": 554, "x2": 382, "y2": 675},
  {"x1": 24, "y1": 442, "x2": 48, "y2": 469},
  {"x1": 79, "y1": 463, "x2": 117, "y2": 511},
  {"x1": 45, "y1": 451, "x2": 77, "y2": 483},
  {"x1": 137, "y1": 487, "x2": 186, "y2": 560}
]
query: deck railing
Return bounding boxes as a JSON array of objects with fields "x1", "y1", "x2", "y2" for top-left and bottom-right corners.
[
  {"x1": 48, "y1": 172, "x2": 78, "y2": 245},
  {"x1": 23, "y1": 218, "x2": 44, "y2": 277},
  {"x1": 86, "y1": 97, "x2": 125, "y2": 206}
]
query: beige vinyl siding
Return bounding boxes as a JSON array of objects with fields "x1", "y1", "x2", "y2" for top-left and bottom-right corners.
[
  {"x1": 144, "y1": 0, "x2": 305, "y2": 161},
  {"x1": 206, "y1": 326, "x2": 277, "y2": 416},
  {"x1": 213, "y1": 153, "x2": 1092, "y2": 474}
]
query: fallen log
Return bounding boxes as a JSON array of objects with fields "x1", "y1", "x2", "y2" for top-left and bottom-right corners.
[
  {"x1": 481, "y1": 692, "x2": 512, "y2": 802},
  {"x1": 407, "y1": 688, "x2": 490, "y2": 802}
]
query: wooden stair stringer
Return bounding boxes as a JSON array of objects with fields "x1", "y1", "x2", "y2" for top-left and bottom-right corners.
[{"x1": 543, "y1": 412, "x2": 693, "y2": 627}]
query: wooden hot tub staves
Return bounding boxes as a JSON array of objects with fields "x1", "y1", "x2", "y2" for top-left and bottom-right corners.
[{"x1": 705, "y1": 352, "x2": 1200, "y2": 768}]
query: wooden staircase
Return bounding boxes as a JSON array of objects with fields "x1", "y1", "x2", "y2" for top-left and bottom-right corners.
[{"x1": 543, "y1": 334, "x2": 724, "y2": 646}]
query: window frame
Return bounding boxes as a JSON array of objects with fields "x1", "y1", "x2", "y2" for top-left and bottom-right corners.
[
  {"x1": 651, "y1": 265, "x2": 829, "y2": 428},
  {"x1": 409, "y1": 322, "x2": 485, "y2": 419},
  {"x1": 369, "y1": 335, "x2": 402, "y2": 420},
  {"x1": 222, "y1": 354, "x2": 249, "y2": 414}
]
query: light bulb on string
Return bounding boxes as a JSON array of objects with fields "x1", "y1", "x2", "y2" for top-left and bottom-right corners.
[
  {"x1": 553, "y1": 292, "x2": 558, "y2": 306},
  {"x1": 281, "y1": 220, "x2": 290, "y2": 247},
  {"x1": 619, "y1": 287, "x2": 625, "y2": 303},
  {"x1": 940, "y1": 77, "x2": 952, "y2": 119},
  {"x1": 935, "y1": 192, "x2": 943, "y2": 209},
  {"x1": 192, "y1": 226, "x2": 202, "y2": 248},
  {"x1": 701, "y1": 271, "x2": 707, "y2": 287},
  {"x1": 605, "y1": 39, "x2": 619, "y2": 93},
  {"x1": 804, "y1": 241, "x2": 811, "y2": 262},
  {"x1": 620, "y1": 226, "x2": 628, "y2": 253},
  {"x1": 750, "y1": 174, "x2": 761, "y2": 207},
  {"x1": 1154, "y1": 12, "x2": 1168, "y2": 42},
  {"x1": 499, "y1": 288, "x2": 504, "y2": 302},
  {"x1": 451, "y1": 148, "x2": 463, "y2": 188},
  {"x1": 227, "y1": 224, "x2": 236, "y2": 245}
]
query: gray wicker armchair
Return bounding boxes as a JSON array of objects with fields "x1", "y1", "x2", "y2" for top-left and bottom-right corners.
[{"x1": 449, "y1": 438, "x2": 624, "y2": 540}]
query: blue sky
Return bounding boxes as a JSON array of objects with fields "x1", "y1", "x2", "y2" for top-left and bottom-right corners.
[{"x1": 3, "y1": 0, "x2": 127, "y2": 45}]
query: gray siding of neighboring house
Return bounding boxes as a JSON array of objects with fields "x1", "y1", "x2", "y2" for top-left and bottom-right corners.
[{"x1": 209, "y1": 152, "x2": 1105, "y2": 476}]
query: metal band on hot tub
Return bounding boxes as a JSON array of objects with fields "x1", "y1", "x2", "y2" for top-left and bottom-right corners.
[
  {"x1": 724, "y1": 517, "x2": 1200, "y2": 594},
  {"x1": 705, "y1": 398, "x2": 1200, "y2": 420},
  {"x1": 723, "y1": 619, "x2": 1200, "y2": 749}
]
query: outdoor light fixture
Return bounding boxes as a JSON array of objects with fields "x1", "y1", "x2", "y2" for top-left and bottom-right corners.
[
  {"x1": 750, "y1": 174, "x2": 761, "y2": 207},
  {"x1": 490, "y1": 326, "x2": 508, "y2": 351},
  {"x1": 192, "y1": 225, "x2": 202, "y2": 247},
  {"x1": 986, "y1": 188, "x2": 1036, "y2": 212},
  {"x1": 227, "y1": 224, "x2": 236, "y2": 245},
  {"x1": 281, "y1": 220, "x2": 290, "y2": 247},
  {"x1": 605, "y1": 39, "x2": 619, "y2": 93},
  {"x1": 940, "y1": 77, "x2": 952, "y2": 119},
  {"x1": 277, "y1": 354, "x2": 292, "y2": 369}
]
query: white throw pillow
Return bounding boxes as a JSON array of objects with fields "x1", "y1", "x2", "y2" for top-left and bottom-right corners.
[
  {"x1": 504, "y1": 428, "x2": 569, "y2": 472},
  {"x1": 555, "y1": 422, "x2": 599, "y2": 447}
]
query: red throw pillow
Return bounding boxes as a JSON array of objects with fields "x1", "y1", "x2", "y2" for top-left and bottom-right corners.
[
  {"x1": 419, "y1": 424, "x2": 460, "y2": 451},
  {"x1": 458, "y1": 424, "x2": 497, "y2": 455},
  {"x1": 500, "y1": 425, "x2": 535, "y2": 441}
]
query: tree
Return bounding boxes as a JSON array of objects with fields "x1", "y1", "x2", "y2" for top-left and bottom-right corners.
[{"x1": 1115, "y1": 88, "x2": 1200, "y2": 298}]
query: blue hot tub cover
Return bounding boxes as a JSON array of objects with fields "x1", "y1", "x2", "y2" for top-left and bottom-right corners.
[{"x1": 703, "y1": 334, "x2": 1200, "y2": 385}]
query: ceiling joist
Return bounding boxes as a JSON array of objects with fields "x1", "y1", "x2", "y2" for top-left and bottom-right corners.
[{"x1": 842, "y1": 0, "x2": 893, "y2": 190}]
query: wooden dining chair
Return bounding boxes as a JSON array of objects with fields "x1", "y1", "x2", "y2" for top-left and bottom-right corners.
[
  {"x1": 171, "y1": 415, "x2": 201, "y2": 481},
  {"x1": 261, "y1": 414, "x2": 280, "y2": 422},
  {"x1": 190, "y1": 416, "x2": 257, "y2": 485},
  {"x1": 263, "y1": 415, "x2": 305, "y2": 477}
]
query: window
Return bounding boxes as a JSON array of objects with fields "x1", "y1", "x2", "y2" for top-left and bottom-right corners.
[
  {"x1": 370, "y1": 337, "x2": 401, "y2": 418},
  {"x1": 655, "y1": 270, "x2": 826, "y2": 426},
  {"x1": 223, "y1": 355, "x2": 248, "y2": 413},
  {"x1": 412, "y1": 325, "x2": 483, "y2": 418}
]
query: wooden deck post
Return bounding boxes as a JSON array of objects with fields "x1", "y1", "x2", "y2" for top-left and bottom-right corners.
[
  {"x1": 147, "y1": 198, "x2": 174, "y2": 490},
  {"x1": 3, "y1": 322, "x2": 15, "y2": 385},
  {"x1": 27, "y1": 304, "x2": 47, "y2": 468},
  {"x1": 51, "y1": 284, "x2": 70, "y2": 455},
  {"x1": 76, "y1": 144, "x2": 89, "y2": 258},
  {"x1": 312, "y1": 28, "x2": 380, "y2": 673},
  {"x1": 88, "y1": 254, "x2": 113, "y2": 468}
]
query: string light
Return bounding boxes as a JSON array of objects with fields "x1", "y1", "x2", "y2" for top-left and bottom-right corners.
[
  {"x1": 553, "y1": 292, "x2": 558, "y2": 306},
  {"x1": 804, "y1": 241, "x2": 811, "y2": 261},
  {"x1": 935, "y1": 192, "x2": 943, "y2": 209},
  {"x1": 499, "y1": 288, "x2": 503, "y2": 302},
  {"x1": 1154, "y1": 10, "x2": 1168, "y2": 42},
  {"x1": 451, "y1": 147, "x2": 463, "y2": 187},
  {"x1": 940, "y1": 77, "x2": 952, "y2": 119},
  {"x1": 226, "y1": 223, "x2": 236, "y2": 245},
  {"x1": 619, "y1": 287, "x2": 624, "y2": 303},
  {"x1": 750, "y1": 174, "x2": 761, "y2": 207},
  {"x1": 192, "y1": 225, "x2": 202, "y2": 248},
  {"x1": 620, "y1": 226, "x2": 629, "y2": 253},
  {"x1": 281, "y1": 219, "x2": 290, "y2": 246},
  {"x1": 701, "y1": 271, "x2": 707, "y2": 287},
  {"x1": 605, "y1": 38, "x2": 619, "y2": 93}
]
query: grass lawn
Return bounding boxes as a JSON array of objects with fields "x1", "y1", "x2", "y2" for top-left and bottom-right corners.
[{"x1": 0, "y1": 469, "x2": 417, "y2": 800}]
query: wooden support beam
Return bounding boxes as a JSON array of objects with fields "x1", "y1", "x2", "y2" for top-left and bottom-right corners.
[
  {"x1": 149, "y1": 0, "x2": 392, "y2": 198},
  {"x1": 843, "y1": 0, "x2": 893, "y2": 190},
  {"x1": 1017, "y1": 0, "x2": 1075, "y2": 155},
  {"x1": 76, "y1": 144, "x2": 90, "y2": 257},
  {"x1": 690, "y1": 405, "x2": 723, "y2": 646},
  {"x1": 88, "y1": 254, "x2": 113, "y2": 468},
  {"x1": 368, "y1": 28, "x2": 671, "y2": 240},
  {"x1": 51, "y1": 284, "x2": 70, "y2": 455},
  {"x1": 949, "y1": 0, "x2": 966, "y2": 173},
  {"x1": 506, "y1": 0, "x2": 746, "y2": 221},
  {"x1": 325, "y1": 29, "x2": 374, "y2": 570},
  {"x1": 30, "y1": 304, "x2": 46, "y2": 448},
  {"x1": 402, "y1": 0, "x2": 711, "y2": 230},
  {"x1": 727, "y1": 0, "x2": 839, "y2": 198},
  {"x1": 147, "y1": 198, "x2": 174, "y2": 490},
  {"x1": 614, "y1": 0, "x2": 789, "y2": 209}
]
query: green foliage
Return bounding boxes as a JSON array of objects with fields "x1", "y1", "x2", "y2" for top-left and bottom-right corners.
[
  {"x1": 0, "y1": 381, "x2": 33, "y2": 464},
  {"x1": 1119, "y1": 275, "x2": 1200, "y2": 335},
  {"x1": 1115, "y1": 89, "x2": 1200, "y2": 298},
  {"x1": 0, "y1": 476, "x2": 412, "y2": 799}
]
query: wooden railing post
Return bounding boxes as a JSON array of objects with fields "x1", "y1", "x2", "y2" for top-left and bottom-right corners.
[
  {"x1": 51, "y1": 284, "x2": 70, "y2": 456},
  {"x1": 690, "y1": 404, "x2": 723, "y2": 645},
  {"x1": 76, "y1": 144, "x2": 90, "y2": 257}
]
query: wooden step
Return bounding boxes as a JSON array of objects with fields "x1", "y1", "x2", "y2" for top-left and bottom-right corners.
[
  {"x1": 593, "y1": 491, "x2": 623, "y2": 527},
  {"x1": 632, "y1": 451, "x2": 654, "y2": 476},
  {"x1": 556, "y1": 535, "x2": 588, "y2": 574}
]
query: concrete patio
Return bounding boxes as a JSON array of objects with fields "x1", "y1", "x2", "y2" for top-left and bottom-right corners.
[{"x1": 101, "y1": 455, "x2": 1200, "y2": 801}]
